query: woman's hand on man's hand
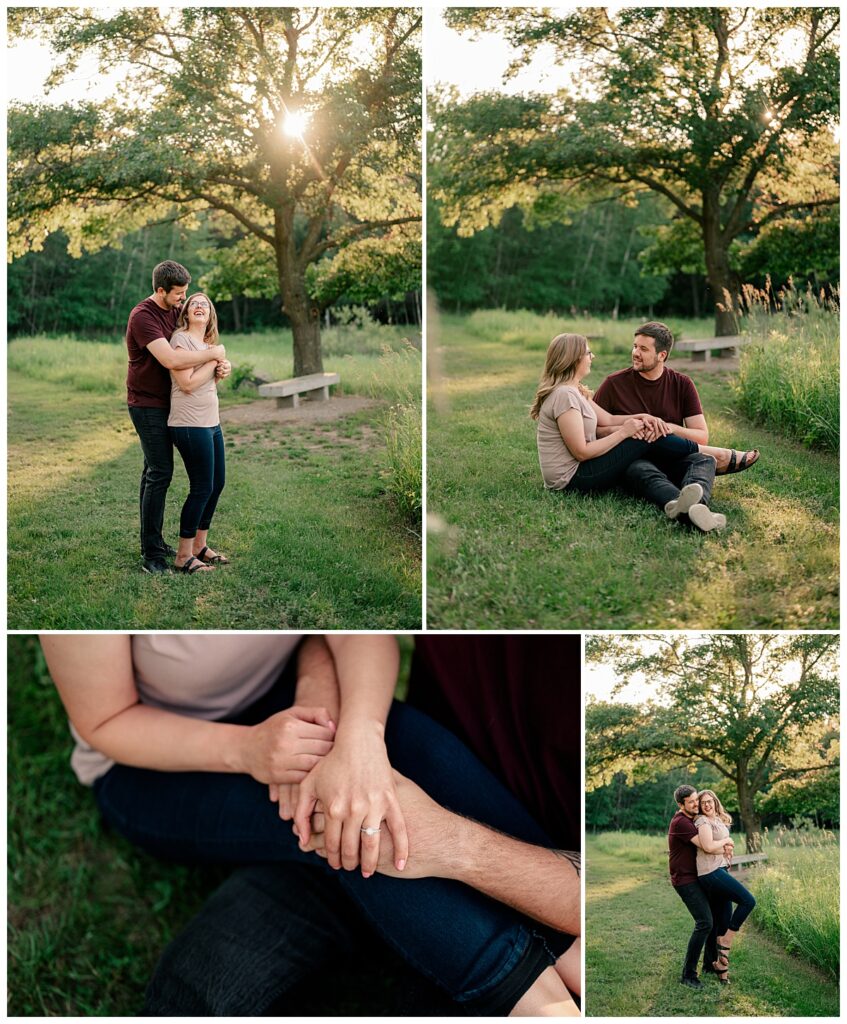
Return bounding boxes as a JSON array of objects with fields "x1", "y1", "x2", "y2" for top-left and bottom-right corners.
[
  {"x1": 298, "y1": 772, "x2": 452, "y2": 880},
  {"x1": 241, "y1": 706, "x2": 336, "y2": 785},
  {"x1": 293, "y1": 728, "x2": 409, "y2": 878}
]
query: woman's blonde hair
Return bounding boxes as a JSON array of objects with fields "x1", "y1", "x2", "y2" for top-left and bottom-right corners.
[
  {"x1": 529, "y1": 333, "x2": 591, "y2": 420},
  {"x1": 175, "y1": 292, "x2": 219, "y2": 346},
  {"x1": 698, "y1": 789, "x2": 732, "y2": 826}
]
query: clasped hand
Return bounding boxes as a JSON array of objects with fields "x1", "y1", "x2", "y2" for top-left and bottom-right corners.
[
  {"x1": 243, "y1": 705, "x2": 336, "y2": 785},
  {"x1": 290, "y1": 733, "x2": 409, "y2": 877},
  {"x1": 629, "y1": 413, "x2": 670, "y2": 441}
]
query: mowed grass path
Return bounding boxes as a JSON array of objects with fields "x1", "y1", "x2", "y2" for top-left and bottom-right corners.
[
  {"x1": 585, "y1": 835, "x2": 839, "y2": 1017},
  {"x1": 8, "y1": 372, "x2": 421, "y2": 628},
  {"x1": 427, "y1": 314, "x2": 838, "y2": 629}
]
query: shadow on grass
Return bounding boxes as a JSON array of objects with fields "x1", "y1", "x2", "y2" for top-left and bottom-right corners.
[{"x1": 9, "y1": 374, "x2": 420, "y2": 628}]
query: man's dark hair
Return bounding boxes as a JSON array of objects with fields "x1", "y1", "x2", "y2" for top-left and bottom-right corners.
[
  {"x1": 674, "y1": 784, "x2": 697, "y2": 806},
  {"x1": 635, "y1": 320, "x2": 674, "y2": 357},
  {"x1": 152, "y1": 260, "x2": 191, "y2": 293}
]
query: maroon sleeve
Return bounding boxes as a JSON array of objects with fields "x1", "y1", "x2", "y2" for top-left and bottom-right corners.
[
  {"x1": 669, "y1": 815, "x2": 698, "y2": 842},
  {"x1": 130, "y1": 306, "x2": 169, "y2": 350},
  {"x1": 680, "y1": 376, "x2": 704, "y2": 420},
  {"x1": 592, "y1": 375, "x2": 613, "y2": 412}
]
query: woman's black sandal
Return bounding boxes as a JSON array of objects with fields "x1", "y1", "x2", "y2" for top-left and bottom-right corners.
[
  {"x1": 713, "y1": 944, "x2": 731, "y2": 984},
  {"x1": 196, "y1": 545, "x2": 230, "y2": 565},
  {"x1": 176, "y1": 555, "x2": 212, "y2": 574}
]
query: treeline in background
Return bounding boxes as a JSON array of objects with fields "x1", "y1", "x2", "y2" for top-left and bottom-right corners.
[
  {"x1": 428, "y1": 190, "x2": 839, "y2": 321},
  {"x1": 8, "y1": 215, "x2": 422, "y2": 341}
]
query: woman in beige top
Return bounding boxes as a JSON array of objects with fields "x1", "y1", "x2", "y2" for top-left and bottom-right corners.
[
  {"x1": 167, "y1": 292, "x2": 229, "y2": 573},
  {"x1": 694, "y1": 789, "x2": 756, "y2": 984},
  {"x1": 530, "y1": 334, "x2": 727, "y2": 531}
]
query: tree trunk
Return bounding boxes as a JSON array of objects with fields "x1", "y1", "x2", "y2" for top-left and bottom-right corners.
[
  {"x1": 736, "y1": 773, "x2": 763, "y2": 853},
  {"x1": 275, "y1": 208, "x2": 323, "y2": 376},
  {"x1": 702, "y1": 199, "x2": 739, "y2": 336}
]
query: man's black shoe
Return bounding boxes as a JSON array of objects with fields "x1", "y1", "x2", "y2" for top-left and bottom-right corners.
[
  {"x1": 142, "y1": 558, "x2": 172, "y2": 575},
  {"x1": 680, "y1": 976, "x2": 703, "y2": 991},
  {"x1": 164, "y1": 544, "x2": 178, "y2": 558}
]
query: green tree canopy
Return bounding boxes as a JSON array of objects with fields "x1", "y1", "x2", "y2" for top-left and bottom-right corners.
[
  {"x1": 9, "y1": 7, "x2": 422, "y2": 373},
  {"x1": 585, "y1": 633, "x2": 839, "y2": 851},
  {"x1": 433, "y1": 7, "x2": 839, "y2": 334}
]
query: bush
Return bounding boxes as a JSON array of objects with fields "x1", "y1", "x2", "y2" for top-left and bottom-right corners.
[{"x1": 735, "y1": 283, "x2": 839, "y2": 453}]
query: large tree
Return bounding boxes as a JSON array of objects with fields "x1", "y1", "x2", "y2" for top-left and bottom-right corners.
[
  {"x1": 585, "y1": 633, "x2": 839, "y2": 851},
  {"x1": 434, "y1": 7, "x2": 839, "y2": 334},
  {"x1": 8, "y1": 7, "x2": 421, "y2": 374}
]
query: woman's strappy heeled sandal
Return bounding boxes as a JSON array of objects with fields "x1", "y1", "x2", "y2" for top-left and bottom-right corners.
[{"x1": 713, "y1": 944, "x2": 731, "y2": 984}]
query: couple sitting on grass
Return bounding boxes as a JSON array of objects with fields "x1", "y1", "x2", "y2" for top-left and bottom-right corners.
[
  {"x1": 532, "y1": 321, "x2": 759, "y2": 532},
  {"x1": 42, "y1": 633, "x2": 580, "y2": 1016},
  {"x1": 669, "y1": 784, "x2": 756, "y2": 989},
  {"x1": 126, "y1": 260, "x2": 232, "y2": 575}
]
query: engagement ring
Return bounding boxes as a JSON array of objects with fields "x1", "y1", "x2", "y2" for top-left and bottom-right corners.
[{"x1": 360, "y1": 826, "x2": 381, "y2": 836}]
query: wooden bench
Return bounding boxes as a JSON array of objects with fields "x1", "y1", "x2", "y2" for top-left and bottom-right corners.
[
  {"x1": 728, "y1": 851, "x2": 768, "y2": 873},
  {"x1": 258, "y1": 372, "x2": 340, "y2": 409},
  {"x1": 675, "y1": 336, "x2": 747, "y2": 362}
]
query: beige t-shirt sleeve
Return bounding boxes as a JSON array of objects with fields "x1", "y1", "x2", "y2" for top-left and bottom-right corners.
[
  {"x1": 547, "y1": 386, "x2": 584, "y2": 421},
  {"x1": 170, "y1": 330, "x2": 191, "y2": 352}
]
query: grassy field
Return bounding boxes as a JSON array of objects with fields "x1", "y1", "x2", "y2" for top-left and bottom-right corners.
[
  {"x1": 427, "y1": 310, "x2": 838, "y2": 629},
  {"x1": 8, "y1": 326, "x2": 421, "y2": 629},
  {"x1": 8, "y1": 635, "x2": 449, "y2": 1016},
  {"x1": 585, "y1": 831, "x2": 840, "y2": 1017}
]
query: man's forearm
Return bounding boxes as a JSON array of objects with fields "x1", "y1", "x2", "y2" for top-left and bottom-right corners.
[
  {"x1": 169, "y1": 347, "x2": 221, "y2": 370},
  {"x1": 447, "y1": 815, "x2": 580, "y2": 935},
  {"x1": 665, "y1": 422, "x2": 708, "y2": 444},
  {"x1": 295, "y1": 636, "x2": 340, "y2": 721}
]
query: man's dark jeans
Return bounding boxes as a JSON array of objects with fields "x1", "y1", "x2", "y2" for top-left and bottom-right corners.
[
  {"x1": 568, "y1": 435, "x2": 698, "y2": 494},
  {"x1": 673, "y1": 880, "x2": 720, "y2": 981},
  {"x1": 93, "y1": 674, "x2": 570, "y2": 1016},
  {"x1": 128, "y1": 404, "x2": 173, "y2": 560},
  {"x1": 623, "y1": 452, "x2": 716, "y2": 511}
]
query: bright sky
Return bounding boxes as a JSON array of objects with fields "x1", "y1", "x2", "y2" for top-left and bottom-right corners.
[
  {"x1": 7, "y1": 36, "x2": 123, "y2": 105},
  {"x1": 425, "y1": 6, "x2": 579, "y2": 97},
  {"x1": 585, "y1": 636, "x2": 809, "y2": 706}
]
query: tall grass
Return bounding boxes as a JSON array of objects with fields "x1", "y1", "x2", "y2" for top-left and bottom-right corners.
[
  {"x1": 735, "y1": 283, "x2": 839, "y2": 453},
  {"x1": 367, "y1": 346, "x2": 422, "y2": 527},
  {"x1": 462, "y1": 308, "x2": 714, "y2": 355},
  {"x1": 749, "y1": 827, "x2": 839, "y2": 980},
  {"x1": 7, "y1": 322, "x2": 420, "y2": 404}
]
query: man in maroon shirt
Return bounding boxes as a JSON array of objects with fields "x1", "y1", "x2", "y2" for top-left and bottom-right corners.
[
  {"x1": 126, "y1": 260, "x2": 228, "y2": 574},
  {"x1": 668, "y1": 785, "x2": 729, "y2": 989},
  {"x1": 593, "y1": 322, "x2": 724, "y2": 531}
]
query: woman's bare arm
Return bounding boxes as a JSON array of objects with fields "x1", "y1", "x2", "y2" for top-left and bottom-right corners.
[
  {"x1": 40, "y1": 635, "x2": 334, "y2": 783},
  {"x1": 294, "y1": 635, "x2": 408, "y2": 875},
  {"x1": 557, "y1": 407, "x2": 644, "y2": 461},
  {"x1": 172, "y1": 358, "x2": 219, "y2": 395},
  {"x1": 696, "y1": 821, "x2": 734, "y2": 855}
]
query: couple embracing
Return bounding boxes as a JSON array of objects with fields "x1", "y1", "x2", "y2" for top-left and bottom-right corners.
[
  {"x1": 126, "y1": 260, "x2": 232, "y2": 575},
  {"x1": 533, "y1": 321, "x2": 759, "y2": 530},
  {"x1": 669, "y1": 784, "x2": 757, "y2": 989}
]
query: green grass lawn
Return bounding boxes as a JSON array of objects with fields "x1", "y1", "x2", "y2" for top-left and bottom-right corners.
[
  {"x1": 8, "y1": 330, "x2": 421, "y2": 629},
  {"x1": 8, "y1": 635, "x2": 446, "y2": 1016},
  {"x1": 585, "y1": 832, "x2": 840, "y2": 1017},
  {"x1": 427, "y1": 312, "x2": 838, "y2": 629}
]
